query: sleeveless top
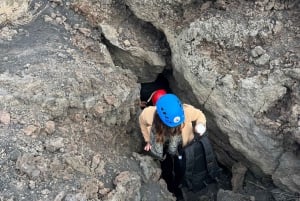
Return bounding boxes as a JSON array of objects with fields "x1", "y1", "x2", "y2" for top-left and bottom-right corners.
[{"x1": 149, "y1": 125, "x2": 182, "y2": 160}]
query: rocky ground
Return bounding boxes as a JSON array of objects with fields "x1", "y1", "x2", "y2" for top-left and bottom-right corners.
[
  {"x1": 0, "y1": 1, "x2": 171, "y2": 200},
  {"x1": 0, "y1": 0, "x2": 299, "y2": 201}
]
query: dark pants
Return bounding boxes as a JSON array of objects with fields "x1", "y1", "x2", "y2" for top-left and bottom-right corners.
[{"x1": 160, "y1": 153, "x2": 184, "y2": 198}]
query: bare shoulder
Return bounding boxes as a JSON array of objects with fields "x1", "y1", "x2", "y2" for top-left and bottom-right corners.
[
  {"x1": 183, "y1": 104, "x2": 203, "y2": 114},
  {"x1": 183, "y1": 104, "x2": 197, "y2": 110}
]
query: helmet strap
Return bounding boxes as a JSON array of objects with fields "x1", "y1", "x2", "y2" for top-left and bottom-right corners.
[{"x1": 147, "y1": 91, "x2": 156, "y2": 104}]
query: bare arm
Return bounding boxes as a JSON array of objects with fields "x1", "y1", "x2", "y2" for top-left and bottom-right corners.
[{"x1": 138, "y1": 107, "x2": 155, "y2": 143}]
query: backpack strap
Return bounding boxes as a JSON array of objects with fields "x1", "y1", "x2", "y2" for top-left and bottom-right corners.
[
  {"x1": 183, "y1": 141, "x2": 195, "y2": 190},
  {"x1": 199, "y1": 135, "x2": 222, "y2": 179}
]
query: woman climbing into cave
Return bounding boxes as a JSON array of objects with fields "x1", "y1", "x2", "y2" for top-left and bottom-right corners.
[
  {"x1": 139, "y1": 93, "x2": 207, "y2": 155},
  {"x1": 139, "y1": 93, "x2": 208, "y2": 198}
]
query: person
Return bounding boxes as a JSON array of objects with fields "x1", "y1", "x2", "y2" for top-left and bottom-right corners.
[
  {"x1": 139, "y1": 73, "x2": 172, "y2": 109},
  {"x1": 140, "y1": 89, "x2": 167, "y2": 109},
  {"x1": 138, "y1": 93, "x2": 207, "y2": 197},
  {"x1": 139, "y1": 93, "x2": 207, "y2": 157}
]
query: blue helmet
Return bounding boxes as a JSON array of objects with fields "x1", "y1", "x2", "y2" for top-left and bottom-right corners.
[{"x1": 156, "y1": 94, "x2": 185, "y2": 127}]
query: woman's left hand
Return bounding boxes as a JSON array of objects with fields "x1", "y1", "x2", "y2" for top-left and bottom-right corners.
[{"x1": 195, "y1": 123, "x2": 206, "y2": 136}]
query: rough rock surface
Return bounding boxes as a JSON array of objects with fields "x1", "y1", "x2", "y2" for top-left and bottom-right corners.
[
  {"x1": 0, "y1": 0, "x2": 299, "y2": 200},
  {"x1": 0, "y1": 0, "x2": 174, "y2": 200},
  {"x1": 125, "y1": 0, "x2": 300, "y2": 194},
  {"x1": 70, "y1": 0, "x2": 170, "y2": 83}
]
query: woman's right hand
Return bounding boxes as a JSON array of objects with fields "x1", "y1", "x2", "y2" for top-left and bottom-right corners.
[
  {"x1": 140, "y1": 101, "x2": 147, "y2": 109},
  {"x1": 144, "y1": 142, "x2": 152, "y2": 151}
]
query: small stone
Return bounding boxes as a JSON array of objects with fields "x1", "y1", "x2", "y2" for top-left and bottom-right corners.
[
  {"x1": 251, "y1": 46, "x2": 266, "y2": 57},
  {"x1": 201, "y1": 1, "x2": 212, "y2": 11},
  {"x1": 9, "y1": 149, "x2": 21, "y2": 161},
  {"x1": 31, "y1": 169, "x2": 41, "y2": 179},
  {"x1": 78, "y1": 28, "x2": 91, "y2": 37},
  {"x1": 54, "y1": 191, "x2": 65, "y2": 201},
  {"x1": 55, "y1": 12, "x2": 62, "y2": 17},
  {"x1": 270, "y1": 59, "x2": 281, "y2": 69},
  {"x1": 64, "y1": 193, "x2": 87, "y2": 201},
  {"x1": 91, "y1": 154, "x2": 101, "y2": 169},
  {"x1": 0, "y1": 111, "x2": 10, "y2": 125},
  {"x1": 123, "y1": 40, "x2": 131, "y2": 47},
  {"x1": 2, "y1": 27, "x2": 9, "y2": 32},
  {"x1": 249, "y1": 30, "x2": 258, "y2": 37},
  {"x1": 45, "y1": 137, "x2": 64, "y2": 152},
  {"x1": 259, "y1": 31, "x2": 269, "y2": 41},
  {"x1": 273, "y1": 21, "x2": 283, "y2": 34},
  {"x1": 49, "y1": 0, "x2": 62, "y2": 5},
  {"x1": 23, "y1": 125, "x2": 38, "y2": 136},
  {"x1": 64, "y1": 23, "x2": 72, "y2": 31},
  {"x1": 271, "y1": 59, "x2": 280, "y2": 66},
  {"x1": 55, "y1": 17, "x2": 63, "y2": 24},
  {"x1": 57, "y1": 53, "x2": 68, "y2": 58},
  {"x1": 50, "y1": 12, "x2": 57, "y2": 18},
  {"x1": 41, "y1": 189, "x2": 50, "y2": 195},
  {"x1": 51, "y1": 2, "x2": 58, "y2": 8},
  {"x1": 215, "y1": 0, "x2": 226, "y2": 10},
  {"x1": 73, "y1": 24, "x2": 80, "y2": 29},
  {"x1": 44, "y1": 15, "x2": 53, "y2": 22},
  {"x1": 254, "y1": 53, "x2": 270, "y2": 66},
  {"x1": 98, "y1": 188, "x2": 110, "y2": 196},
  {"x1": 28, "y1": 180, "x2": 36, "y2": 189}
]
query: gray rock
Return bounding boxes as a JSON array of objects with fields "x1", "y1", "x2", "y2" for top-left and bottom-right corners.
[
  {"x1": 64, "y1": 193, "x2": 87, "y2": 201},
  {"x1": 250, "y1": 46, "x2": 266, "y2": 58},
  {"x1": 45, "y1": 137, "x2": 64, "y2": 152},
  {"x1": 103, "y1": 171, "x2": 141, "y2": 201},
  {"x1": 0, "y1": 0, "x2": 299, "y2": 199},
  {"x1": 9, "y1": 149, "x2": 21, "y2": 161},
  {"x1": 217, "y1": 189, "x2": 253, "y2": 201},
  {"x1": 125, "y1": 0, "x2": 300, "y2": 194},
  {"x1": 254, "y1": 53, "x2": 270, "y2": 66},
  {"x1": 273, "y1": 152, "x2": 300, "y2": 193},
  {"x1": 132, "y1": 152, "x2": 161, "y2": 182},
  {"x1": 231, "y1": 162, "x2": 248, "y2": 193}
]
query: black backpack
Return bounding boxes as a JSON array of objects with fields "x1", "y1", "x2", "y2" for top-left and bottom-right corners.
[{"x1": 178, "y1": 134, "x2": 222, "y2": 192}]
